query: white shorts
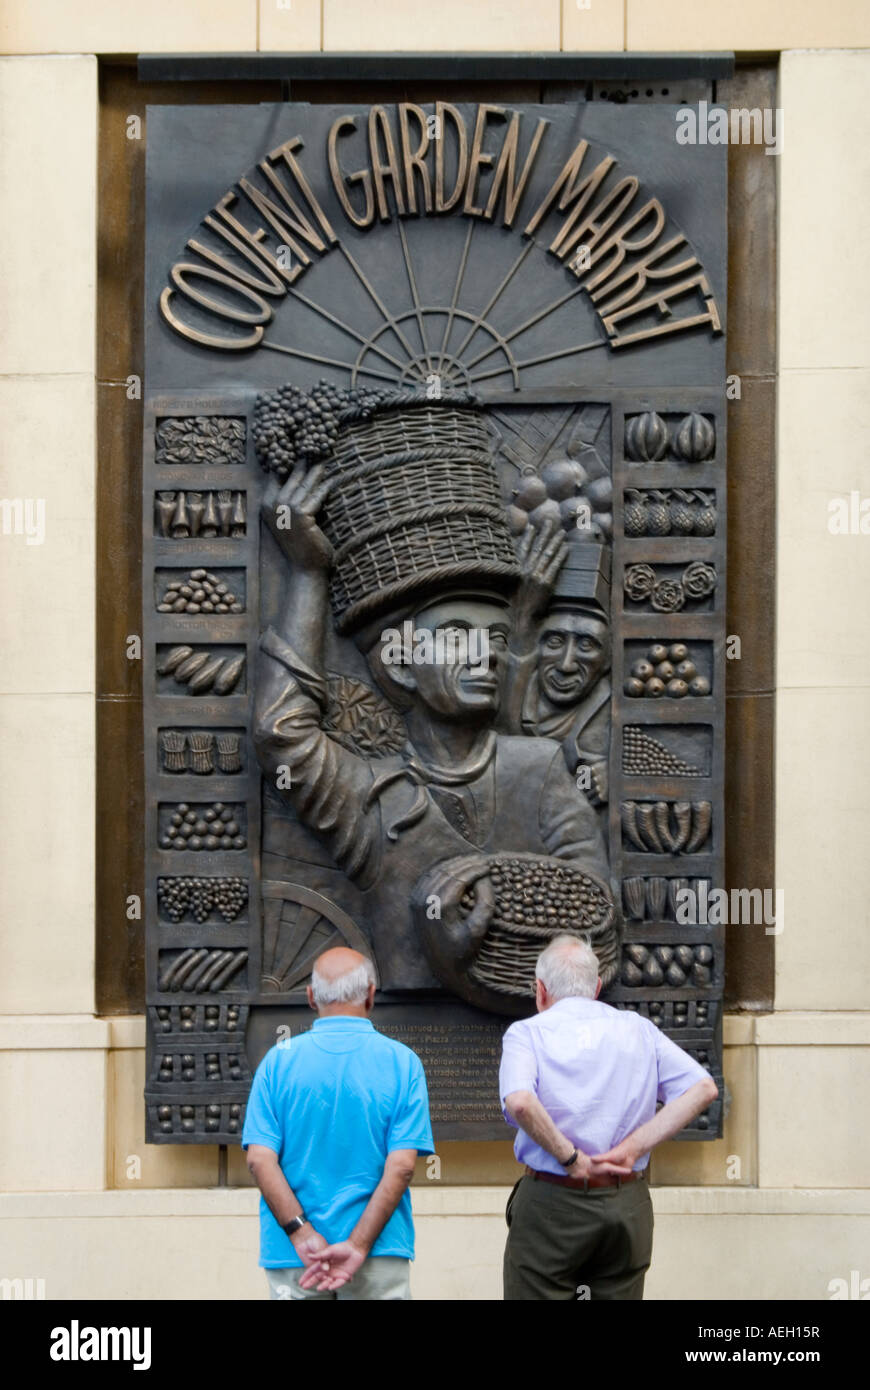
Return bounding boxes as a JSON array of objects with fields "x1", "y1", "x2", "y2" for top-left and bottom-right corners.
[{"x1": 265, "y1": 1256, "x2": 411, "y2": 1301}]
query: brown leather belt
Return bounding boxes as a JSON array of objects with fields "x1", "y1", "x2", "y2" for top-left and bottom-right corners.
[{"x1": 525, "y1": 1165, "x2": 646, "y2": 1191}]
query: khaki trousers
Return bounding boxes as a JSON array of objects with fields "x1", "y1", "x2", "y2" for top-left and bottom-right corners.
[
  {"x1": 503, "y1": 1173, "x2": 654, "y2": 1301},
  {"x1": 265, "y1": 1257, "x2": 411, "y2": 1301}
]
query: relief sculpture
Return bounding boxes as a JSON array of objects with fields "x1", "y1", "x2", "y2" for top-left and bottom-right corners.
[
  {"x1": 251, "y1": 388, "x2": 618, "y2": 1013},
  {"x1": 142, "y1": 98, "x2": 727, "y2": 1142}
]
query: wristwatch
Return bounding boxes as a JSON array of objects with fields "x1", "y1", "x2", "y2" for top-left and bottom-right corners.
[
  {"x1": 559, "y1": 1148, "x2": 579, "y2": 1168},
  {"x1": 282, "y1": 1213, "x2": 308, "y2": 1236}
]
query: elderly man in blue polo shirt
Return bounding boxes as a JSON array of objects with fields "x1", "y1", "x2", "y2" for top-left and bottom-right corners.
[
  {"x1": 500, "y1": 934, "x2": 718, "y2": 1300},
  {"x1": 243, "y1": 947, "x2": 434, "y2": 1300}
]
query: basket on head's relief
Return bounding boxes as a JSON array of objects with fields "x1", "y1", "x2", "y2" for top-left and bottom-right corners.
[{"x1": 320, "y1": 392, "x2": 520, "y2": 633}]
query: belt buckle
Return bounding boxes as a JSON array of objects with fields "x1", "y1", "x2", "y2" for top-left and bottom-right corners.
[{"x1": 582, "y1": 1176, "x2": 590, "y2": 1193}]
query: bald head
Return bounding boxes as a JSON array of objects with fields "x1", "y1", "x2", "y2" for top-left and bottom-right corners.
[
  {"x1": 308, "y1": 947, "x2": 377, "y2": 1014},
  {"x1": 314, "y1": 947, "x2": 368, "y2": 982}
]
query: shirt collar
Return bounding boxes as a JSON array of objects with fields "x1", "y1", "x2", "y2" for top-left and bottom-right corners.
[
  {"x1": 545, "y1": 996, "x2": 600, "y2": 1013},
  {"x1": 312, "y1": 1015, "x2": 374, "y2": 1029}
]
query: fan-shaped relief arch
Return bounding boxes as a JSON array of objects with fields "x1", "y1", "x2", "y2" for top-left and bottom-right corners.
[
  {"x1": 156, "y1": 103, "x2": 723, "y2": 387},
  {"x1": 261, "y1": 881, "x2": 373, "y2": 995}
]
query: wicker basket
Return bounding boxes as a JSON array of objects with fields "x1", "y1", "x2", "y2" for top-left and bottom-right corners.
[
  {"x1": 414, "y1": 851, "x2": 619, "y2": 1015},
  {"x1": 319, "y1": 397, "x2": 519, "y2": 632},
  {"x1": 469, "y1": 914, "x2": 620, "y2": 999},
  {"x1": 466, "y1": 855, "x2": 618, "y2": 999}
]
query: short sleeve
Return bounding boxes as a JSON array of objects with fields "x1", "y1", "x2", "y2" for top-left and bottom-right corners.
[
  {"x1": 499, "y1": 1023, "x2": 539, "y2": 1121},
  {"x1": 387, "y1": 1054, "x2": 435, "y2": 1156},
  {"x1": 653, "y1": 1028, "x2": 710, "y2": 1104},
  {"x1": 241, "y1": 1049, "x2": 283, "y2": 1153}
]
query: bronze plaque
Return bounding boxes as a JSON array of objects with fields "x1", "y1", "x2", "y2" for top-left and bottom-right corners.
[{"x1": 143, "y1": 100, "x2": 726, "y2": 1142}]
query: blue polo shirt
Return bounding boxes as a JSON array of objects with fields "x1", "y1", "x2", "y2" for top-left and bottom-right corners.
[{"x1": 242, "y1": 1017, "x2": 435, "y2": 1268}]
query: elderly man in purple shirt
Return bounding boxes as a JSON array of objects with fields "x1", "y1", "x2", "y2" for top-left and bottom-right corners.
[{"x1": 499, "y1": 934, "x2": 718, "y2": 1300}]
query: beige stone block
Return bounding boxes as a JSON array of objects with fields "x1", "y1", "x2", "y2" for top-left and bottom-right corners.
[
  {"x1": 411, "y1": 1188, "x2": 870, "y2": 1298},
  {"x1": 646, "y1": 1211, "x2": 870, "y2": 1300},
  {"x1": 259, "y1": 0, "x2": 321, "y2": 52},
  {"x1": 779, "y1": 52, "x2": 870, "y2": 371},
  {"x1": 0, "y1": 1, "x2": 257, "y2": 54},
  {"x1": 561, "y1": 0, "x2": 624, "y2": 51},
  {"x1": 108, "y1": 1016, "x2": 146, "y2": 1049},
  {"x1": 755, "y1": 1012, "x2": 870, "y2": 1046},
  {"x1": 776, "y1": 369, "x2": 870, "y2": 689},
  {"x1": 0, "y1": 694, "x2": 95, "y2": 1014},
  {"x1": 650, "y1": 1045, "x2": 756, "y2": 1186},
  {"x1": 0, "y1": 1188, "x2": 868, "y2": 1298},
  {"x1": 323, "y1": 0, "x2": 560, "y2": 51},
  {"x1": 775, "y1": 687, "x2": 870, "y2": 1012},
  {"x1": 0, "y1": 1192, "x2": 264, "y2": 1299},
  {"x1": 649, "y1": 1186, "x2": 870, "y2": 1214},
  {"x1": 0, "y1": 1016, "x2": 109, "y2": 1049},
  {"x1": 0, "y1": 1047, "x2": 106, "y2": 1190},
  {"x1": 759, "y1": 1046, "x2": 870, "y2": 1188},
  {"x1": 109, "y1": 1048, "x2": 219, "y2": 1190},
  {"x1": 228, "y1": 1145, "x2": 258, "y2": 1186},
  {"x1": 723, "y1": 1014, "x2": 755, "y2": 1046},
  {"x1": 412, "y1": 1141, "x2": 519, "y2": 1187},
  {"x1": 411, "y1": 1186, "x2": 509, "y2": 1215},
  {"x1": 0, "y1": 375, "x2": 95, "y2": 696},
  {"x1": 626, "y1": 1, "x2": 870, "y2": 50},
  {"x1": 0, "y1": 58, "x2": 96, "y2": 376},
  {"x1": 413, "y1": 1211, "x2": 507, "y2": 1299}
]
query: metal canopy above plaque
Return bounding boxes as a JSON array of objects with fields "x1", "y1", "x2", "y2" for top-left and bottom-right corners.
[{"x1": 143, "y1": 99, "x2": 727, "y2": 1143}]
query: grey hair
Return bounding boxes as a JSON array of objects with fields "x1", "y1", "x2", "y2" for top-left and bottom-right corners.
[
  {"x1": 535, "y1": 934, "x2": 599, "y2": 1001},
  {"x1": 310, "y1": 955, "x2": 377, "y2": 1007}
]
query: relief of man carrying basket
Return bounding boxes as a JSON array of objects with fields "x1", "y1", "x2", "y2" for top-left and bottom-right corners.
[{"x1": 252, "y1": 384, "x2": 619, "y2": 1015}]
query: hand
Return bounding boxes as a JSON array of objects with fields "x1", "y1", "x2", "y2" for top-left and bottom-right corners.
[
  {"x1": 262, "y1": 463, "x2": 333, "y2": 572},
  {"x1": 513, "y1": 519, "x2": 567, "y2": 629},
  {"x1": 588, "y1": 1137, "x2": 641, "y2": 1178},
  {"x1": 290, "y1": 1224, "x2": 329, "y2": 1266},
  {"x1": 413, "y1": 853, "x2": 495, "y2": 972},
  {"x1": 296, "y1": 1240, "x2": 367, "y2": 1293},
  {"x1": 437, "y1": 853, "x2": 495, "y2": 955}
]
